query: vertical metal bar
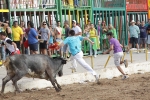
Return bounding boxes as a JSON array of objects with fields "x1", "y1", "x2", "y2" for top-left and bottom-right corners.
[{"x1": 81, "y1": 11, "x2": 84, "y2": 31}]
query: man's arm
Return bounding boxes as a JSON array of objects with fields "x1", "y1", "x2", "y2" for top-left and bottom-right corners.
[
  {"x1": 83, "y1": 37, "x2": 94, "y2": 44},
  {"x1": 75, "y1": 32, "x2": 82, "y2": 36},
  {"x1": 20, "y1": 27, "x2": 24, "y2": 44},
  {"x1": 103, "y1": 45, "x2": 113, "y2": 54},
  {"x1": 12, "y1": 42, "x2": 17, "y2": 51}
]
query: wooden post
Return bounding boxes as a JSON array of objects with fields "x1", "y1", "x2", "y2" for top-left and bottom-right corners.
[{"x1": 104, "y1": 55, "x2": 111, "y2": 68}]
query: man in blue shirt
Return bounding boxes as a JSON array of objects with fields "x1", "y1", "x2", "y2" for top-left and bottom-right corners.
[
  {"x1": 139, "y1": 21, "x2": 147, "y2": 49},
  {"x1": 60, "y1": 30, "x2": 100, "y2": 84},
  {"x1": 27, "y1": 21, "x2": 38, "y2": 54},
  {"x1": 128, "y1": 20, "x2": 140, "y2": 53}
]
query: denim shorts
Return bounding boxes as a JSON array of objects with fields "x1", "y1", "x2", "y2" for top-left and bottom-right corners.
[{"x1": 29, "y1": 42, "x2": 38, "y2": 51}]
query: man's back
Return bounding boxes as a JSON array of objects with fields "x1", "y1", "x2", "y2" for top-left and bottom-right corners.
[{"x1": 64, "y1": 36, "x2": 83, "y2": 55}]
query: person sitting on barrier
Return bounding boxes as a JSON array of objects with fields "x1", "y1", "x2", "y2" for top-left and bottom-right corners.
[
  {"x1": 139, "y1": 21, "x2": 147, "y2": 49},
  {"x1": 59, "y1": 30, "x2": 100, "y2": 84},
  {"x1": 103, "y1": 32, "x2": 128, "y2": 80}
]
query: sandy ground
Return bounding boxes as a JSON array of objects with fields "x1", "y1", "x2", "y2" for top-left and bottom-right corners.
[{"x1": 0, "y1": 72, "x2": 150, "y2": 100}]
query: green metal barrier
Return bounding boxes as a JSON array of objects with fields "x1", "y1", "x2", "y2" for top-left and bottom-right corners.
[
  {"x1": 92, "y1": 0, "x2": 127, "y2": 53},
  {"x1": 127, "y1": 12, "x2": 148, "y2": 25}
]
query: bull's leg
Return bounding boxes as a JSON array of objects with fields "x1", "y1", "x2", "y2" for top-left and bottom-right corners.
[
  {"x1": 11, "y1": 74, "x2": 24, "y2": 93},
  {"x1": 54, "y1": 79, "x2": 61, "y2": 90},
  {"x1": 45, "y1": 71, "x2": 60, "y2": 92},
  {"x1": 1, "y1": 74, "x2": 14, "y2": 93}
]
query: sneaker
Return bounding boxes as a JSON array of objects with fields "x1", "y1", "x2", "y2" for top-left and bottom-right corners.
[
  {"x1": 94, "y1": 75, "x2": 100, "y2": 84},
  {"x1": 70, "y1": 67, "x2": 77, "y2": 72},
  {"x1": 122, "y1": 75, "x2": 129, "y2": 80},
  {"x1": 124, "y1": 59, "x2": 128, "y2": 68},
  {"x1": 94, "y1": 55, "x2": 97, "y2": 58}
]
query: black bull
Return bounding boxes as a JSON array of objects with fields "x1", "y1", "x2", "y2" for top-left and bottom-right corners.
[{"x1": 1, "y1": 54, "x2": 67, "y2": 93}]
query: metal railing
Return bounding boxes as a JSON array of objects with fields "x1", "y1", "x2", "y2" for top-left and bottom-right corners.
[
  {"x1": 10, "y1": 0, "x2": 57, "y2": 9},
  {"x1": 93, "y1": 0, "x2": 124, "y2": 8},
  {"x1": 61, "y1": 0, "x2": 91, "y2": 8}
]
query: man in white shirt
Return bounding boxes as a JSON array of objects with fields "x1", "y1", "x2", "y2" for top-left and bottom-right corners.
[
  {"x1": 72, "y1": 20, "x2": 82, "y2": 36},
  {"x1": 71, "y1": 20, "x2": 82, "y2": 71}
]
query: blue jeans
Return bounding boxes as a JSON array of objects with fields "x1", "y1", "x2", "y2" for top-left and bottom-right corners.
[
  {"x1": 1, "y1": 46, "x2": 6, "y2": 61},
  {"x1": 74, "y1": 0, "x2": 78, "y2": 6}
]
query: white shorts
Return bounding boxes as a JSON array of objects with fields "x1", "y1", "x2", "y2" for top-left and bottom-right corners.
[{"x1": 114, "y1": 52, "x2": 123, "y2": 67}]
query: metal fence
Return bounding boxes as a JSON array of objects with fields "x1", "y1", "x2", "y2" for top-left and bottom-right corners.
[{"x1": 93, "y1": 0, "x2": 124, "y2": 8}]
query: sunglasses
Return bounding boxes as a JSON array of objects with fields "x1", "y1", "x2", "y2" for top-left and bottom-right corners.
[{"x1": 43, "y1": 24, "x2": 46, "y2": 25}]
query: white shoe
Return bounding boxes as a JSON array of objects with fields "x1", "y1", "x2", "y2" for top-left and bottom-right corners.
[
  {"x1": 94, "y1": 55, "x2": 97, "y2": 58},
  {"x1": 122, "y1": 75, "x2": 129, "y2": 80}
]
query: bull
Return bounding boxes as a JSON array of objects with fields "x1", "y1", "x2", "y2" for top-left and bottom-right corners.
[{"x1": 1, "y1": 54, "x2": 67, "y2": 93}]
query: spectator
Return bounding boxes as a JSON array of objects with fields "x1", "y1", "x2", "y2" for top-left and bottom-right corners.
[
  {"x1": 89, "y1": 23, "x2": 98, "y2": 57},
  {"x1": 27, "y1": 21, "x2": 38, "y2": 54},
  {"x1": 108, "y1": 24, "x2": 117, "y2": 39},
  {"x1": 145, "y1": 19, "x2": 150, "y2": 28},
  {"x1": 54, "y1": 21, "x2": 63, "y2": 57},
  {"x1": 136, "y1": 20, "x2": 141, "y2": 45},
  {"x1": 48, "y1": 25, "x2": 54, "y2": 57},
  {"x1": 63, "y1": 20, "x2": 70, "y2": 58},
  {"x1": 12, "y1": 20, "x2": 23, "y2": 50},
  {"x1": 146, "y1": 24, "x2": 150, "y2": 50},
  {"x1": 20, "y1": 20, "x2": 27, "y2": 54},
  {"x1": 0, "y1": 32, "x2": 20, "y2": 56},
  {"x1": 128, "y1": 20, "x2": 140, "y2": 53},
  {"x1": 72, "y1": 20, "x2": 82, "y2": 36},
  {"x1": 39, "y1": 21, "x2": 50, "y2": 55},
  {"x1": 101, "y1": 21, "x2": 108, "y2": 49},
  {"x1": 139, "y1": 21, "x2": 147, "y2": 49},
  {"x1": 0, "y1": 21, "x2": 12, "y2": 39},
  {"x1": 74, "y1": 0, "x2": 79, "y2": 7},
  {"x1": 97, "y1": 20, "x2": 101, "y2": 37}
]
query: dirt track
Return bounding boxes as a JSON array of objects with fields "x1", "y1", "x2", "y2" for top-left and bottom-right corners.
[{"x1": 0, "y1": 72, "x2": 150, "y2": 100}]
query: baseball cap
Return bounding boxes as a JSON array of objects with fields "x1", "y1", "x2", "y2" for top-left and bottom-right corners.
[
  {"x1": 72, "y1": 20, "x2": 76, "y2": 23},
  {"x1": 14, "y1": 19, "x2": 18, "y2": 22}
]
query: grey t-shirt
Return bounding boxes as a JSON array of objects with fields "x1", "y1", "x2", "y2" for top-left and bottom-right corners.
[{"x1": 40, "y1": 28, "x2": 50, "y2": 41}]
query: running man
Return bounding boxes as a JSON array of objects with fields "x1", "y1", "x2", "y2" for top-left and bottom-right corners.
[
  {"x1": 60, "y1": 30, "x2": 100, "y2": 84},
  {"x1": 103, "y1": 32, "x2": 128, "y2": 79}
]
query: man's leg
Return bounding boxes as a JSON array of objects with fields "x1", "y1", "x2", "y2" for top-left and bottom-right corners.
[
  {"x1": 70, "y1": 55, "x2": 77, "y2": 70},
  {"x1": 114, "y1": 52, "x2": 128, "y2": 79},
  {"x1": 1, "y1": 46, "x2": 6, "y2": 62},
  {"x1": 73, "y1": 51, "x2": 100, "y2": 83}
]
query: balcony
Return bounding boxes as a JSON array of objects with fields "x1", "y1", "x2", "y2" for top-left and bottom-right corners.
[
  {"x1": 93, "y1": 0, "x2": 125, "y2": 10},
  {"x1": 126, "y1": 0, "x2": 148, "y2": 11},
  {"x1": 0, "y1": 0, "x2": 9, "y2": 12},
  {"x1": 61, "y1": 0, "x2": 91, "y2": 9},
  {"x1": 10, "y1": 0, "x2": 57, "y2": 11}
]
